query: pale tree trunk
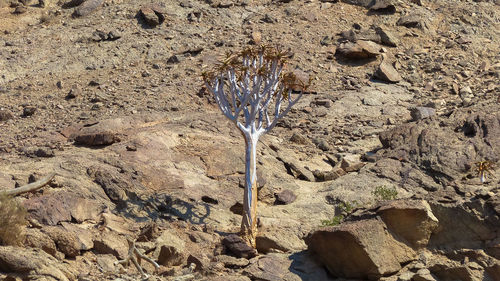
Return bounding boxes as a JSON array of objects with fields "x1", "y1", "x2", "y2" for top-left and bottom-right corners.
[{"x1": 240, "y1": 129, "x2": 259, "y2": 247}]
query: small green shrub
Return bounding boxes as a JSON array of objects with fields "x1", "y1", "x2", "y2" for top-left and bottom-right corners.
[
  {"x1": 321, "y1": 201, "x2": 359, "y2": 227},
  {"x1": 372, "y1": 185, "x2": 398, "y2": 201},
  {"x1": 0, "y1": 193, "x2": 27, "y2": 246},
  {"x1": 321, "y1": 214, "x2": 344, "y2": 226}
]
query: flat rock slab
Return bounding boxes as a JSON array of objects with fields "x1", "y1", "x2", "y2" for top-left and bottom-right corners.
[{"x1": 0, "y1": 246, "x2": 74, "y2": 280}]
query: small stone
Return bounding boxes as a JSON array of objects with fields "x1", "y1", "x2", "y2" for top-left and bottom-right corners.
[
  {"x1": 0, "y1": 109, "x2": 13, "y2": 121},
  {"x1": 74, "y1": 132, "x2": 118, "y2": 146},
  {"x1": 274, "y1": 189, "x2": 296, "y2": 205},
  {"x1": 375, "y1": 60, "x2": 402, "y2": 83},
  {"x1": 154, "y1": 230, "x2": 186, "y2": 266},
  {"x1": 369, "y1": 0, "x2": 396, "y2": 13},
  {"x1": 410, "y1": 107, "x2": 435, "y2": 121},
  {"x1": 315, "y1": 99, "x2": 332, "y2": 108},
  {"x1": 34, "y1": 147, "x2": 55, "y2": 158},
  {"x1": 290, "y1": 132, "x2": 310, "y2": 145},
  {"x1": 22, "y1": 106, "x2": 36, "y2": 117},
  {"x1": 167, "y1": 55, "x2": 181, "y2": 64},
  {"x1": 73, "y1": 0, "x2": 103, "y2": 17},
  {"x1": 313, "y1": 138, "x2": 331, "y2": 151},
  {"x1": 66, "y1": 86, "x2": 80, "y2": 99},
  {"x1": 126, "y1": 144, "x2": 137, "y2": 151},
  {"x1": 336, "y1": 40, "x2": 381, "y2": 59},
  {"x1": 459, "y1": 86, "x2": 473, "y2": 97},
  {"x1": 375, "y1": 26, "x2": 399, "y2": 47},
  {"x1": 397, "y1": 13, "x2": 428, "y2": 29},
  {"x1": 13, "y1": 6, "x2": 28, "y2": 14},
  {"x1": 313, "y1": 169, "x2": 345, "y2": 181},
  {"x1": 340, "y1": 154, "x2": 365, "y2": 172},
  {"x1": 140, "y1": 6, "x2": 161, "y2": 26},
  {"x1": 222, "y1": 234, "x2": 257, "y2": 259}
]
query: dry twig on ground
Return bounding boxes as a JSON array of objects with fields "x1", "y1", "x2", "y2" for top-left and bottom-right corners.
[{"x1": 0, "y1": 172, "x2": 56, "y2": 197}]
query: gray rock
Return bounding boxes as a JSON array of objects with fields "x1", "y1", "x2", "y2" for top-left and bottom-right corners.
[
  {"x1": 378, "y1": 108, "x2": 500, "y2": 183},
  {"x1": 73, "y1": 0, "x2": 103, "y2": 17},
  {"x1": 375, "y1": 26, "x2": 399, "y2": 47},
  {"x1": 315, "y1": 99, "x2": 332, "y2": 108},
  {"x1": 362, "y1": 96, "x2": 383, "y2": 106},
  {"x1": 313, "y1": 168, "x2": 346, "y2": 181},
  {"x1": 397, "y1": 13, "x2": 429, "y2": 29},
  {"x1": 74, "y1": 131, "x2": 118, "y2": 146},
  {"x1": 410, "y1": 107, "x2": 436, "y2": 121},
  {"x1": 313, "y1": 138, "x2": 331, "y2": 152},
  {"x1": 277, "y1": 152, "x2": 316, "y2": 182},
  {"x1": 22, "y1": 106, "x2": 36, "y2": 117},
  {"x1": 244, "y1": 254, "x2": 297, "y2": 281},
  {"x1": 289, "y1": 132, "x2": 310, "y2": 145},
  {"x1": 336, "y1": 40, "x2": 381, "y2": 59},
  {"x1": 275, "y1": 189, "x2": 297, "y2": 205},
  {"x1": 96, "y1": 254, "x2": 118, "y2": 273},
  {"x1": 369, "y1": 0, "x2": 396, "y2": 13},
  {"x1": 341, "y1": 0, "x2": 373, "y2": 7}
]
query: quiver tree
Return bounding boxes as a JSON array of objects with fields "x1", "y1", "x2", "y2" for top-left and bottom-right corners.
[{"x1": 202, "y1": 45, "x2": 310, "y2": 247}]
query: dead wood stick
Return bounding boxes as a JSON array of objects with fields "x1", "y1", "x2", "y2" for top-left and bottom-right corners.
[
  {"x1": 115, "y1": 238, "x2": 160, "y2": 278},
  {"x1": 1, "y1": 172, "x2": 56, "y2": 197}
]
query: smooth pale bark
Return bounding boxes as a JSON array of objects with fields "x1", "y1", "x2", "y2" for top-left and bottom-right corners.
[{"x1": 240, "y1": 131, "x2": 259, "y2": 247}]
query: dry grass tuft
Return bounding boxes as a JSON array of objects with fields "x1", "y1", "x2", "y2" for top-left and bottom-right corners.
[{"x1": 0, "y1": 193, "x2": 27, "y2": 246}]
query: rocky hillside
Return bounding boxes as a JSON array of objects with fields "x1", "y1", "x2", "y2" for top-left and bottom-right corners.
[{"x1": 0, "y1": 0, "x2": 499, "y2": 280}]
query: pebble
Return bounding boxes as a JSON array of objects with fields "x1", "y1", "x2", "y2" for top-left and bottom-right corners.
[
  {"x1": 23, "y1": 106, "x2": 37, "y2": 117},
  {"x1": 0, "y1": 109, "x2": 14, "y2": 121},
  {"x1": 274, "y1": 189, "x2": 297, "y2": 205}
]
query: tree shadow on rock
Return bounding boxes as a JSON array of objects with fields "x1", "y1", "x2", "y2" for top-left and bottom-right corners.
[{"x1": 118, "y1": 193, "x2": 211, "y2": 225}]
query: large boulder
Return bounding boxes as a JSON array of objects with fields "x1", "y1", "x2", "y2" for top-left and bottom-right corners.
[
  {"x1": 305, "y1": 218, "x2": 415, "y2": 279},
  {"x1": 377, "y1": 108, "x2": 500, "y2": 183},
  {"x1": 377, "y1": 200, "x2": 438, "y2": 249},
  {"x1": 154, "y1": 229, "x2": 186, "y2": 266}
]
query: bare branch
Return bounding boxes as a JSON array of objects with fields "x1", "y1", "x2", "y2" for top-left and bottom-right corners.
[
  {"x1": 115, "y1": 238, "x2": 159, "y2": 279},
  {"x1": 1, "y1": 172, "x2": 56, "y2": 197}
]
